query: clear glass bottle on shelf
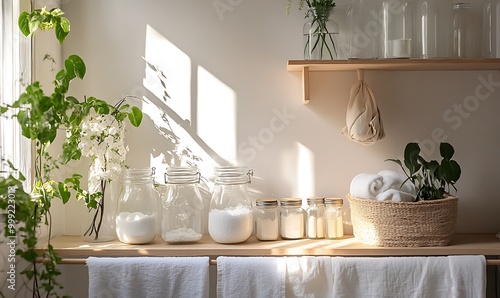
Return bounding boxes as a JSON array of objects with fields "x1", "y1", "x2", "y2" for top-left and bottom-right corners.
[
  {"x1": 161, "y1": 166, "x2": 204, "y2": 244},
  {"x1": 306, "y1": 197, "x2": 325, "y2": 239},
  {"x1": 303, "y1": 6, "x2": 340, "y2": 60},
  {"x1": 254, "y1": 198, "x2": 279, "y2": 241},
  {"x1": 347, "y1": 0, "x2": 379, "y2": 59},
  {"x1": 208, "y1": 166, "x2": 253, "y2": 244},
  {"x1": 483, "y1": 0, "x2": 500, "y2": 57},
  {"x1": 280, "y1": 198, "x2": 305, "y2": 240},
  {"x1": 453, "y1": 2, "x2": 474, "y2": 58},
  {"x1": 381, "y1": 0, "x2": 414, "y2": 58},
  {"x1": 415, "y1": 0, "x2": 438, "y2": 58},
  {"x1": 116, "y1": 168, "x2": 159, "y2": 244},
  {"x1": 324, "y1": 197, "x2": 344, "y2": 239}
]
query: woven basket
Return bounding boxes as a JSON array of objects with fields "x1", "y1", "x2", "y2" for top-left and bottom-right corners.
[{"x1": 347, "y1": 194, "x2": 458, "y2": 247}]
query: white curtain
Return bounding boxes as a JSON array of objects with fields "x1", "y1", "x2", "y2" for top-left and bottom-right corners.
[{"x1": 0, "y1": 0, "x2": 32, "y2": 184}]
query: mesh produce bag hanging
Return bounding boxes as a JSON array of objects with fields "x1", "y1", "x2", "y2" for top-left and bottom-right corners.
[{"x1": 341, "y1": 70, "x2": 385, "y2": 145}]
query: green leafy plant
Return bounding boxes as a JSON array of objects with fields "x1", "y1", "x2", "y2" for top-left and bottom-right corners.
[
  {"x1": 386, "y1": 142, "x2": 461, "y2": 201},
  {"x1": 0, "y1": 6, "x2": 143, "y2": 297}
]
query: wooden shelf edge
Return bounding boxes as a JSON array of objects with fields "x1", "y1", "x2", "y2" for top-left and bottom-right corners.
[
  {"x1": 287, "y1": 58, "x2": 500, "y2": 72},
  {"x1": 37, "y1": 233, "x2": 500, "y2": 259}
]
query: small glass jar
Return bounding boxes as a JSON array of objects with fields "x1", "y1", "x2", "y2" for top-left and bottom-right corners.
[
  {"x1": 254, "y1": 198, "x2": 279, "y2": 241},
  {"x1": 280, "y1": 198, "x2": 304, "y2": 240},
  {"x1": 208, "y1": 166, "x2": 253, "y2": 244},
  {"x1": 303, "y1": 6, "x2": 340, "y2": 60},
  {"x1": 324, "y1": 197, "x2": 344, "y2": 239},
  {"x1": 161, "y1": 166, "x2": 204, "y2": 244},
  {"x1": 306, "y1": 197, "x2": 325, "y2": 239},
  {"x1": 116, "y1": 168, "x2": 159, "y2": 244}
]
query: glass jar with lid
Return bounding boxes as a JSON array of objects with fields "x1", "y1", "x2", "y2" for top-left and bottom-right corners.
[
  {"x1": 208, "y1": 166, "x2": 253, "y2": 244},
  {"x1": 116, "y1": 168, "x2": 159, "y2": 244},
  {"x1": 306, "y1": 197, "x2": 325, "y2": 239},
  {"x1": 254, "y1": 198, "x2": 279, "y2": 241},
  {"x1": 324, "y1": 197, "x2": 344, "y2": 239},
  {"x1": 280, "y1": 198, "x2": 304, "y2": 240},
  {"x1": 161, "y1": 166, "x2": 204, "y2": 244}
]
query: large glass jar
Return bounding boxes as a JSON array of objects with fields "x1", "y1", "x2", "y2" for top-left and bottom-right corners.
[
  {"x1": 161, "y1": 166, "x2": 204, "y2": 244},
  {"x1": 303, "y1": 6, "x2": 340, "y2": 60},
  {"x1": 208, "y1": 166, "x2": 253, "y2": 244},
  {"x1": 381, "y1": 0, "x2": 414, "y2": 58},
  {"x1": 347, "y1": 0, "x2": 379, "y2": 59},
  {"x1": 453, "y1": 3, "x2": 474, "y2": 58},
  {"x1": 116, "y1": 168, "x2": 159, "y2": 244}
]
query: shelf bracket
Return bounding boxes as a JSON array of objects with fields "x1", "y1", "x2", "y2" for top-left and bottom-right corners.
[{"x1": 302, "y1": 66, "x2": 310, "y2": 104}]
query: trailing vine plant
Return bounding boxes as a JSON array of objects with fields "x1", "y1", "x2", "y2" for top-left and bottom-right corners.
[{"x1": 0, "y1": 6, "x2": 142, "y2": 297}]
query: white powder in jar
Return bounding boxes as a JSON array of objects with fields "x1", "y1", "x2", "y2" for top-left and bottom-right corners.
[
  {"x1": 307, "y1": 214, "x2": 324, "y2": 238},
  {"x1": 208, "y1": 207, "x2": 253, "y2": 243},
  {"x1": 116, "y1": 212, "x2": 157, "y2": 244},
  {"x1": 280, "y1": 213, "x2": 304, "y2": 239},
  {"x1": 163, "y1": 228, "x2": 203, "y2": 243},
  {"x1": 255, "y1": 218, "x2": 278, "y2": 241}
]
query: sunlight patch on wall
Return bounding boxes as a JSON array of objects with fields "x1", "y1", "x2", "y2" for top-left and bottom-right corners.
[
  {"x1": 296, "y1": 142, "x2": 315, "y2": 206},
  {"x1": 144, "y1": 24, "x2": 191, "y2": 122},
  {"x1": 197, "y1": 66, "x2": 237, "y2": 163}
]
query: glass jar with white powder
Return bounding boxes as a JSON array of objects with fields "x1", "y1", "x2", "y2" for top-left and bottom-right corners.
[
  {"x1": 254, "y1": 198, "x2": 279, "y2": 241},
  {"x1": 208, "y1": 166, "x2": 253, "y2": 244},
  {"x1": 116, "y1": 168, "x2": 159, "y2": 244},
  {"x1": 161, "y1": 166, "x2": 204, "y2": 244},
  {"x1": 324, "y1": 197, "x2": 344, "y2": 239},
  {"x1": 279, "y1": 198, "x2": 304, "y2": 240},
  {"x1": 306, "y1": 197, "x2": 325, "y2": 239}
]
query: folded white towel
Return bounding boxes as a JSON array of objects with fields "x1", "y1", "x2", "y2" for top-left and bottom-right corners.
[
  {"x1": 217, "y1": 257, "x2": 285, "y2": 298},
  {"x1": 349, "y1": 173, "x2": 384, "y2": 199},
  {"x1": 87, "y1": 257, "x2": 209, "y2": 298},
  {"x1": 448, "y1": 255, "x2": 486, "y2": 298},
  {"x1": 375, "y1": 189, "x2": 415, "y2": 202},
  {"x1": 331, "y1": 256, "x2": 486, "y2": 298},
  {"x1": 285, "y1": 256, "x2": 334, "y2": 298},
  {"x1": 377, "y1": 169, "x2": 416, "y2": 195}
]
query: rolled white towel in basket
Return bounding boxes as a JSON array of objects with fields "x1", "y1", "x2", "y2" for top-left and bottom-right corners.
[
  {"x1": 375, "y1": 189, "x2": 415, "y2": 202},
  {"x1": 349, "y1": 173, "x2": 383, "y2": 199},
  {"x1": 377, "y1": 169, "x2": 416, "y2": 195}
]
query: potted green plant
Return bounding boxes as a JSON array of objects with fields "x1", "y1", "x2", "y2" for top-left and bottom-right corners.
[
  {"x1": 348, "y1": 142, "x2": 461, "y2": 247},
  {"x1": 386, "y1": 142, "x2": 461, "y2": 201},
  {"x1": 286, "y1": 0, "x2": 339, "y2": 60},
  {"x1": 0, "y1": 6, "x2": 143, "y2": 297}
]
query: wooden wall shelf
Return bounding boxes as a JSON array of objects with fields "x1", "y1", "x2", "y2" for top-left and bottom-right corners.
[
  {"x1": 287, "y1": 58, "x2": 500, "y2": 104},
  {"x1": 38, "y1": 234, "x2": 500, "y2": 263}
]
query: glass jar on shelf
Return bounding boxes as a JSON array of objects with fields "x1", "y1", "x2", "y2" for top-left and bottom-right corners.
[
  {"x1": 324, "y1": 197, "x2": 344, "y2": 239},
  {"x1": 306, "y1": 197, "x2": 325, "y2": 239},
  {"x1": 116, "y1": 168, "x2": 159, "y2": 244},
  {"x1": 161, "y1": 166, "x2": 204, "y2": 244},
  {"x1": 280, "y1": 198, "x2": 305, "y2": 240},
  {"x1": 381, "y1": 0, "x2": 414, "y2": 58},
  {"x1": 208, "y1": 166, "x2": 253, "y2": 244},
  {"x1": 254, "y1": 198, "x2": 279, "y2": 241},
  {"x1": 347, "y1": 0, "x2": 379, "y2": 59},
  {"x1": 483, "y1": 0, "x2": 500, "y2": 57}
]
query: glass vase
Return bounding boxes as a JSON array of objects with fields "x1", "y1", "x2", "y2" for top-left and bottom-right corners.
[
  {"x1": 303, "y1": 6, "x2": 340, "y2": 60},
  {"x1": 82, "y1": 179, "x2": 117, "y2": 242}
]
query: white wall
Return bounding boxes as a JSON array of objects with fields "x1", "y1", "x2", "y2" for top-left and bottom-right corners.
[{"x1": 49, "y1": 0, "x2": 500, "y2": 296}]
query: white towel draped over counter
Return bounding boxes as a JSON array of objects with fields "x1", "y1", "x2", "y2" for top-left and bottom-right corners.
[
  {"x1": 86, "y1": 256, "x2": 209, "y2": 298},
  {"x1": 216, "y1": 256, "x2": 486, "y2": 298}
]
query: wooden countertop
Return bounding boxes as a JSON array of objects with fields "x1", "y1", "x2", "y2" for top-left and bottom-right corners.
[{"x1": 39, "y1": 234, "x2": 500, "y2": 260}]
